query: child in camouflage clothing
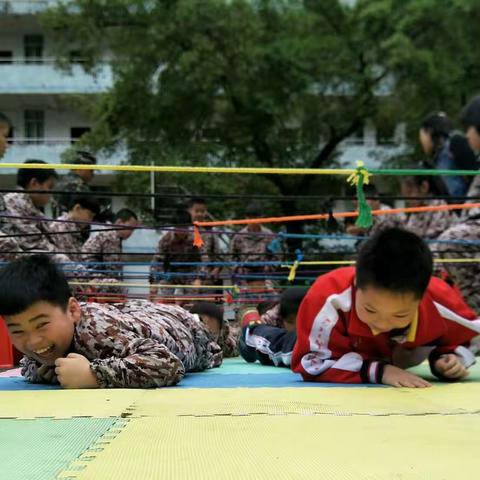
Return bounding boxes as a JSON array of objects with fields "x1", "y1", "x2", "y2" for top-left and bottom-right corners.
[{"x1": 0, "y1": 255, "x2": 223, "y2": 389}]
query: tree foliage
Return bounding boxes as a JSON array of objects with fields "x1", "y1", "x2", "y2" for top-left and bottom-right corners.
[{"x1": 42, "y1": 0, "x2": 480, "y2": 215}]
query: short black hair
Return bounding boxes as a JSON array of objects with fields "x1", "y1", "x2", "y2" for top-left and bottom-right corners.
[
  {"x1": 245, "y1": 203, "x2": 262, "y2": 217},
  {"x1": 17, "y1": 160, "x2": 58, "y2": 189},
  {"x1": 279, "y1": 287, "x2": 309, "y2": 321},
  {"x1": 190, "y1": 302, "x2": 224, "y2": 330},
  {"x1": 356, "y1": 228, "x2": 433, "y2": 299},
  {"x1": 187, "y1": 198, "x2": 206, "y2": 208},
  {"x1": 68, "y1": 195, "x2": 101, "y2": 216},
  {"x1": 421, "y1": 112, "x2": 451, "y2": 138},
  {"x1": 257, "y1": 301, "x2": 278, "y2": 316},
  {"x1": 74, "y1": 150, "x2": 96, "y2": 165},
  {"x1": 461, "y1": 95, "x2": 480, "y2": 132},
  {"x1": 175, "y1": 209, "x2": 193, "y2": 225},
  {"x1": 115, "y1": 208, "x2": 137, "y2": 222},
  {"x1": 0, "y1": 255, "x2": 72, "y2": 316}
]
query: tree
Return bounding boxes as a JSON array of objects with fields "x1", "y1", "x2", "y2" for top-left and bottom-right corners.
[{"x1": 42, "y1": 0, "x2": 480, "y2": 234}]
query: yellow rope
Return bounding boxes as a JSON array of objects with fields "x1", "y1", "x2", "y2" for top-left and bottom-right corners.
[{"x1": 0, "y1": 162, "x2": 356, "y2": 175}]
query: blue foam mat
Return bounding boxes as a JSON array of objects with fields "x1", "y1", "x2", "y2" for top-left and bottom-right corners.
[{"x1": 0, "y1": 369, "x2": 379, "y2": 390}]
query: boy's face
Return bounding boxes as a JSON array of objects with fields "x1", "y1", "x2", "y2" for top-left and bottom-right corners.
[
  {"x1": 28, "y1": 177, "x2": 56, "y2": 208},
  {"x1": 400, "y1": 180, "x2": 428, "y2": 208},
  {"x1": 355, "y1": 286, "x2": 420, "y2": 336},
  {"x1": 188, "y1": 203, "x2": 207, "y2": 223},
  {"x1": 4, "y1": 299, "x2": 81, "y2": 366},
  {"x1": 115, "y1": 217, "x2": 138, "y2": 240},
  {"x1": 198, "y1": 314, "x2": 221, "y2": 340},
  {"x1": 466, "y1": 126, "x2": 480, "y2": 152},
  {"x1": 419, "y1": 128, "x2": 433, "y2": 155},
  {"x1": 71, "y1": 204, "x2": 95, "y2": 226}
]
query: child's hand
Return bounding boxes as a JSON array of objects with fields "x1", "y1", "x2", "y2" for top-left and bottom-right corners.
[
  {"x1": 382, "y1": 364, "x2": 431, "y2": 388},
  {"x1": 434, "y1": 354, "x2": 468, "y2": 380},
  {"x1": 55, "y1": 353, "x2": 99, "y2": 389}
]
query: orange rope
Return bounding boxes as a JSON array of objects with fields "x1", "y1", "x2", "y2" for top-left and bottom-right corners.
[{"x1": 195, "y1": 202, "x2": 480, "y2": 228}]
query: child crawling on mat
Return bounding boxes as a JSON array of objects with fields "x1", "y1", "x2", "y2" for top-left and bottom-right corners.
[
  {"x1": 244, "y1": 228, "x2": 480, "y2": 387},
  {"x1": 0, "y1": 255, "x2": 223, "y2": 388},
  {"x1": 239, "y1": 287, "x2": 308, "y2": 367}
]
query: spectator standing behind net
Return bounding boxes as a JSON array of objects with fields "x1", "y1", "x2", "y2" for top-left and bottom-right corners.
[
  {"x1": 81, "y1": 208, "x2": 138, "y2": 279},
  {"x1": 419, "y1": 112, "x2": 478, "y2": 197},
  {"x1": 230, "y1": 203, "x2": 278, "y2": 287},
  {"x1": 53, "y1": 150, "x2": 97, "y2": 217}
]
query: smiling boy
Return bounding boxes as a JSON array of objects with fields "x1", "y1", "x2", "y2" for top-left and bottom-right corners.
[
  {"x1": 292, "y1": 228, "x2": 480, "y2": 387},
  {"x1": 0, "y1": 255, "x2": 222, "y2": 388}
]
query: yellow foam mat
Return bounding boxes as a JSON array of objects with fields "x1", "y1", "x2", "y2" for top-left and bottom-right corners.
[
  {"x1": 131, "y1": 384, "x2": 480, "y2": 417},
  {"x1": 61, "y1": 414, "x2": 478, "y2": 480},
  {"x1": 0, "y1": 389, "x2": 144, "y2": 419},
  {"x1": 3, "y1": 384, "x2": 480, "y2": 419}
]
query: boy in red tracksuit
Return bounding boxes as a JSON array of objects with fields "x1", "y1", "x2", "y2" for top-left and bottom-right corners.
[{"x1": 290, "y1": 228, "x2": 480, "y2": 387}]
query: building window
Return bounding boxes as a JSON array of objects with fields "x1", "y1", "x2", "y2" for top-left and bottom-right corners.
[
  {"x1": 24, "y1": 35, "x2": 44, "y2": 63},
  {"x1": 24, "y1": 110, "x2": 45, "y2": 143},
  {"x1": 70, "y1": 127, "x2": 91, "y2": 144},
  {"x1": 0, "y1": 51, "x2": 13, "y2": 64}
]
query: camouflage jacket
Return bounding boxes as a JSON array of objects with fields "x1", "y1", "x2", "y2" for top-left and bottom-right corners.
[
  {"x1": 53, "y1": 172, "x2": 91, "y2": 216},
  {"x1": 230, "y1": 225, "x2": 276, "y2": 271},
  {"x1": 436, "y1": 219, "x2": 480, "y2": 313},
  {"x1": 150, "y1": 230, "x2": 217, "y2": 284},
  {"x1": 405, "y1": 200, "x2": 458, "y2": 239},
  {"x1": 48, "y1": 213, "x2": 85, "y2": 260},
  {"x1": 81, "y1": 228, "x2": 123, "y2": 275},
  {"x1": 4, "y1": 191, "x2": 58, "y2": 252},
  {"x1": 462, "y1": 176, "x2": 480, "y2": 219},
  {"x1": 370, "y1": 204, "x2": 407, "y2": 235},
  {"x1": 21, "y1": 300, "x2": 223, "y2": 388}
]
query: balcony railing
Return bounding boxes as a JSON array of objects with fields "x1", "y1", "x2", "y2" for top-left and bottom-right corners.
[
  {"x1": 1, "y1": 140, "x2": 126, "y2": 173},
  {"x1": 0, "y1": 62, "x2": 113, "y2": 94},
  {"x1": 0, "y1": 1, "x2": 53, "y2": 15}
]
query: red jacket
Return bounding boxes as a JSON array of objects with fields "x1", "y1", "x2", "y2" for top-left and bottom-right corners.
[{"x1": 291, "y1": 267, "x2": 480, "y2": 384}]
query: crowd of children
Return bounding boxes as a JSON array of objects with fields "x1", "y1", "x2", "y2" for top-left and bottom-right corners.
[{"x1": 1, "y1": 95, "x2": 480, "y2": 389}]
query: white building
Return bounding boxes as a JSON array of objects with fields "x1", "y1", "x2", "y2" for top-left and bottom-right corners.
[{"x1": 0, "y1": 0, "x2": 120, "y2": 189}]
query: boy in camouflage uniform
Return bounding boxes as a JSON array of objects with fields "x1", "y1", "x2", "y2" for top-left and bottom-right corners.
[
  {"x1": 190, "y1": 302, "x2": 238, "y2": 357},
  {"x1": 48, "y1": 195, "x2": 100, "y2": 261},
  {"x1": 81, "y1": 208, "x2": 138, "y2": 278},
  {"x1": 0, "y1": 255, "x2": 222, "y2": 388},
  {"x1": 53, "y1": 151, "x2": 96, "y2": 217},
  {"x1": 400, "y1": 175, "x2": 457, "y2": 239},
  {"x1": 435, "y1": 96, "x2": 480, "y2": 313},
  {"x1": 150, "y1": 210, "x2": 219, "y2": 301},
  {"x1": 5, "y1": 160, "x2": 63, "y2": 253},
  {"x1": 230, "y1": 203, "x2": 278, "y2": 287}
]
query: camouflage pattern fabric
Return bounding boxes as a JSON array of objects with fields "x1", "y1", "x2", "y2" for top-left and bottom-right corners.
[
  {"x1": 48, "y1": 213, "x2": 85, "y2": 261},
  {"x1": 150, "y1": 231, "x2": 209, "y2": 285},
  {"x1": 405, "y1": 199, "x2": 458, "y2": 239},
  {"x1": 370, "y1": 204, "x2": 408, "y2": 235},
  {"x1": 21, "y1": 300, "x2": 223, "y2": 388},
  {"x1": 53, "y1": 172, "x2": 90, "y2": 216},
  {"x1": 436, "y1": 219, "x2": 480, "y2": 314},
  {"x1": 81, "y1": 228, "x2": 123, "y2": 277},
  {"x1": 230, "y1": 225, "x2": 276, "y2": 273},
  {"x1": 4, "y1": 191, "x2": 60, "y2": 252}
]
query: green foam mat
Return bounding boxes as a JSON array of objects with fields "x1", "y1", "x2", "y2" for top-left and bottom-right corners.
[
  {"x1": 0, "y1": 417, "x2": 121, "y2": 480},
  {"x1": 200, "y1": 357, "x2": 286, "y2": 375}
]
